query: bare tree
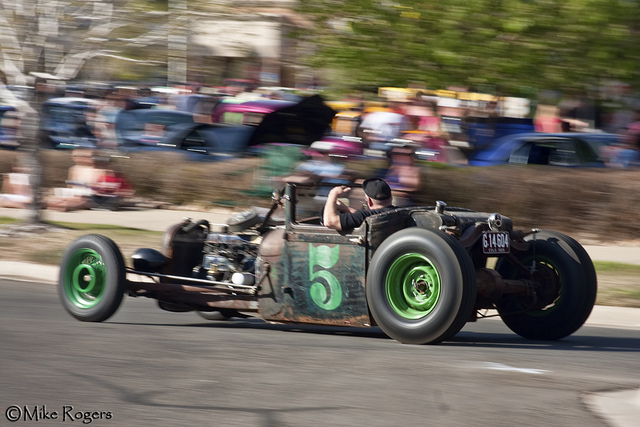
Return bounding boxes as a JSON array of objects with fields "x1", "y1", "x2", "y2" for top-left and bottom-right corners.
[{"x1": 0, "y1": 0, "x2": 170, "y2": 223}]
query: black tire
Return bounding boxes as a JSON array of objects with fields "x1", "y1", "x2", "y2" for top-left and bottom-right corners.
[
  {"x1": 366, "y1": 228, "x2": 477, "y2": 344},
  {"x1": 58, "y1": 234, "x2": 126, "y2": 322},
  {"x1": 227, "y1": 210, "x2": 261, "y2": 232},
  {"x1": 494, "y1": 230, "x2": 597, "y2": 340}
]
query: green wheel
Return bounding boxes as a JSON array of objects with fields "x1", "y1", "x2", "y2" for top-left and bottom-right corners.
[
  {"x1": 385, "y1": 253, "x2": 441, "y2": 320},
  {"x1": 366, "y1": 228, "x2": 476, "y2": 344},
  {"x1": 59, "y1": 234, "x2": 126, "y2": 322}
]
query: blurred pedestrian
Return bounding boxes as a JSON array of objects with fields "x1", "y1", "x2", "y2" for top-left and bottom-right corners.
[
  {"x1": 358, "y1": 110, "x2": 412, "y2": 148},
  {"x1": 0, "y1": 154, "x2": 32, "y2": 209},
  {"x1": 44, "y1": 149, "x2": 105, "y2": 211},
  {"x1": 384, "y1": 147, "x2": 421, "y2": 207},
  {"x1": 612, "y1": 110, "x2": 640, "y2": 168},
  {"x1": 534, "y1": 105, "x2": 563, "y2": 133},
  {"x1": 90, "y1": 166, "x2": 135, "y2": 211}
]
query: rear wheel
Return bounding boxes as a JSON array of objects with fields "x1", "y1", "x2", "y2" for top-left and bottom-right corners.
[
  {"x1": 495, "y1": 230, "x2": 597, "y2": 340},
  {"x1": 59, "y1": 234, "x2": 126, "y2": 322},
  {"x1": 366, "y1": 228, "x2": 476, "y2": 344}
]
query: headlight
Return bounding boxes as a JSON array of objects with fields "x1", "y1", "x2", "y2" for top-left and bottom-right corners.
[{"x1": 487, "y1": 213, "x2": 504, "y2": 231}]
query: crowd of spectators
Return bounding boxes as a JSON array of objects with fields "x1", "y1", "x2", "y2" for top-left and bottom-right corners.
[
  {"x1": 3, "y1": 82, "x2": 640, "y2": 214},
  {"x1": 1, "y1": 148, "x2": 134, "y2": 211}
]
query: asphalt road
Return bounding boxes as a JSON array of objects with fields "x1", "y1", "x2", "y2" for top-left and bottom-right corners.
[{"x1": 1, "y1": 279, "x2": 639, "y2": 427}]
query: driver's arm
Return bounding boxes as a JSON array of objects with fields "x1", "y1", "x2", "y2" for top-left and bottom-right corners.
[{"x1": 323, "y1": 185, "x2": 352, "y2": 230}]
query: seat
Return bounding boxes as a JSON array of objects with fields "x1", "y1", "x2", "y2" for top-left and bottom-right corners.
[{"x1": 366, "y1": 208, "x2": 416, "y2": 251}]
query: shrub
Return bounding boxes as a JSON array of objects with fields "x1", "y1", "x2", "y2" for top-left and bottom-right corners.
[{"x1": 5, "y1": 149, "x2": 640, "y2": 241}]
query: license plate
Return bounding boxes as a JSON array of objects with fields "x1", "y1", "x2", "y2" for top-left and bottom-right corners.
[{"x1": 482, "y1": 231, "x2": 510, "y2": 254}]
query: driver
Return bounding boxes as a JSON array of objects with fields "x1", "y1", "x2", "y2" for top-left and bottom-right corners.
[{"x1": 323, "y1": 178, "x2": 395, "y2": 231}]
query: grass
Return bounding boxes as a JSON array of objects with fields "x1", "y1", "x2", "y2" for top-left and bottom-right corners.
[
  {"x1": 0, "y1": 217, "x2": 20, "y2": 225},
  {"x1": 592, "y1": 261, "x2": 640, "y2": 274},
  {"x1": 48, "y1": 221, "x2": 162, "y2": 236},
  {"x1": 0, "y1": 221, "x2": 162, "y2": 267},
  {"x1": 592, "y1": 261, "x2": 640, "y2": 308}
]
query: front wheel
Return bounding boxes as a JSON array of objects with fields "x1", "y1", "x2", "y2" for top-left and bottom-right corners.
[
  {"x1": 494, "y1": 230, "x2": 597, "y2": 340},
  {"x1": 366, "y1": 228, "x2": 477, "y2": 344},
  {"x1": 59, "y1": 234, "x2": 126, "y2": 322}
]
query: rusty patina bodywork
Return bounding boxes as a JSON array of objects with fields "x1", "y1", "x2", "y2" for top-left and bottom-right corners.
[
  {"x1": 59, "y1": 182, "x2": 597, "y2": 344},
  {"x1": 124, "y1": 185, "x2": 528, "y2": 323}
]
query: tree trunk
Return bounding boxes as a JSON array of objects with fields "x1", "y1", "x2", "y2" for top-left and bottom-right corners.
[{"x1": 20, "y1": 94, "x2": 43, "y2": 224}]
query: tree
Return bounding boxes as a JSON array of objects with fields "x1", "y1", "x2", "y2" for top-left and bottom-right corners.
[
  {"x1": 297, "y1": 0, "x2": 640, "y2": 96},
  {"x1": 0, "y1": 0, "x2": 169, "y2": 223}
]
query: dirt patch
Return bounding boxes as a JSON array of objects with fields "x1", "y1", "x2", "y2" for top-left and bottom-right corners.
[
  {"x1": 595, "y1": 274, "x2": 640, "y2": 308},
  {"x1": 0, "y1": 223, "x2": 162, "y2": 267}
]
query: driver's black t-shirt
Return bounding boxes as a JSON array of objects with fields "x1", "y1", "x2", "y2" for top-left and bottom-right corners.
[{"x1": 340, "y1": 206, "x2": 395, "y2": 231}]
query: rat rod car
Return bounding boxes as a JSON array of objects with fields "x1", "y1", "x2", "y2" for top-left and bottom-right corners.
[{"x1": 58, "y1": 183, "x2": 597, "y2": 345}]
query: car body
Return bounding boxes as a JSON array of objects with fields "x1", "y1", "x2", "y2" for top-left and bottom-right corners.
[
  {"x1": 211, "y1": 99, "x2": 295, "y2": 125},
  {"x1": 331, "y1": 109, "x2": 362, "y2": 136},
  {"x1": 172, "y1": 94, "x2": 224, "y2": 124},
  {"x1": 388, "y1": 131, "x2": 465, "y2": 164},
  {"x1": 0, "y1": 105, "x2": 18, "y2": 150},
  {"x1": 39, "y1": 97, "x2": 100, "y2": 149},
  {"x1": 115, "y1": 95, "x2": 337, "y2": 159},
  {"x1": 212, "y1": 97, "x2": 365, "y2": 158},
  {"x1": 307, "y1": 136, "x2": 364, "y2": 157},
  {"x1": 465, "y1": 117, "x2": 535, "y2": 150},
  {"x1": 58, "y1": 183, "x2": 597, "y2": 345},
  {"x1": 468, "y1": 132, "x2": 620, "y2": 167},
  {"x1": 114, "y1": 108, "x2": 252, "y2": 159}
]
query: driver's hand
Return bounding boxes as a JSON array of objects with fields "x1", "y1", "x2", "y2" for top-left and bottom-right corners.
[{"x1": 329, "y1": 185, "x2": 351, "y2": 197}]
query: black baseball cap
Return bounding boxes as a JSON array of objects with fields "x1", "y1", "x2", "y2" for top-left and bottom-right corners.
[{"x1": 363, "y1": 178, "x2": 392, "y2": 201}]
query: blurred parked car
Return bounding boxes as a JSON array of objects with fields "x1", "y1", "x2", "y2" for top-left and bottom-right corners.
[
  {"x1": 465, "y1": 117, "x2": 535, "y2": 151},
  {"x1": 467, "y1": 132, "x2": 620, "y2": 167},
  {"x1": 308, "y1": 136, "x2": 364, "y2": 157},
  {"x1": 172, "y1": 94, "x2": 222, "y2": 124},
  {"x1": 211, "y1": 99, "x2": 295, "y2": 125},
  {"x1": 39, "y1": 97, "x2": 100, "y2": 149},
  {"x1": 114, "y1": 108, "x2": 253, "y2": 159},
  {"x1": 116, "y1": 95, "x2": 337, "y2": 160},
  {"x1": 392, "y1": 131, "x2": 466, "y2": 164},
  {"x1": 0, "y1": 106, "x2": 19, "y2": 150},
  {"x1": 245, "y1": 95, "x2": 336, "y2": 147},
  {"x1": 331, "y1": 109, "x2": 362, "y2": 136}
]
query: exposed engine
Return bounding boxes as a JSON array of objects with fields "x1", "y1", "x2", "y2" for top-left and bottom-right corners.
[{"x1": 193, "y1": 232, "x2": 259, "y2": 286}]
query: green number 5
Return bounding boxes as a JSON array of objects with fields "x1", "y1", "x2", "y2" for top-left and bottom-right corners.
[{"x1": 308, "y1": 244, "x2": 342, "y2": 310}]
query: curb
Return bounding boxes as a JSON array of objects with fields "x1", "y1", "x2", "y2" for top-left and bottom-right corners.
[
  {"x1": 584, "y1": 387, "x2": 640, "y2": 427},
  {"x1": 0, "y1": 261, "x2": 59, "y2": 284},
  {"x1": 2, "y1": 260, "x2": 640, "y2": 331}
]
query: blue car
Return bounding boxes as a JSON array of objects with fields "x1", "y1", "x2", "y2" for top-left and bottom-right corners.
[
  {"x1": 467, "y1": 132, "x2": 620, "y2": 167},
  {"x1": 114, "y1": 108, "x2": 255, "y2": 160},
  {"x1": 0, "y1": 105, "x2": 18, "y2": 149},
  {"x1": 39, "y1": 97, "x2": 100, "y2": 149}
]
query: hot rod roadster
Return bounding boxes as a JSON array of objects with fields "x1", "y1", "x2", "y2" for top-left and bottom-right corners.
[{"x1": 58, "y1": 183, "x2": 597, "y2": 344}]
